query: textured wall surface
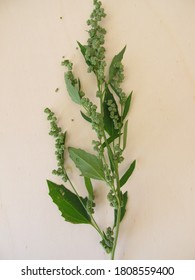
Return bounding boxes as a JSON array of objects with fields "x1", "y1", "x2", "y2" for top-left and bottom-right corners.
[{"x1": 1, "y1": 0, "x2": 195, "y2": 259}]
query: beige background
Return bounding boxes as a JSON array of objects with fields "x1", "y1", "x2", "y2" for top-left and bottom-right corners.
[{"x1": 1, "y1": 0, "x2": 195, "y2": 259}]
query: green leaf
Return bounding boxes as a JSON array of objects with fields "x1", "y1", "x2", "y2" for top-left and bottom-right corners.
[
  {"x1": 69, "y1": 147, "x2": 105, "y2": 181},
  {"x1": 78, "y1": 78, "x2": 81, "y2": 91},
  {"x1": 84, "y1": 177, "x2": 94, "y2": 199},
  {"x1": 114, "y1": 191, "x2": 128, "y2": 227},
  {"x1": 109, "y1": 46, "x2": 126, "y2": 82},
  {"x1": 122, "y1": 91, "x2": 132, "y2": 120},
  {"x1": 64, "y1": 74, "x2": 81, "y2": 104},
  {"x1": 102, "y1": 133, "x2": 121, "y2": 149},
  {"x1": 77, "y1": 41, "x2": 86, "y2": 56},
  {"x1": 77, "y1": 41, "x2": 91, "y2": 66},
  {"x1": 80, "y1": 111, "x2": 92, "y2": 123},
  {"x1": 107, "y1": 146, "x2": 115, "y2": 173},
  {"x1": 123, "y1": 120, "x2": 128, "y2": 150},
  {"x1": 47, "y1": 180, "x2": 91, "y2": 224},
  {"x1": 103, "y1": 84, "x2": 120, "y2": 137},
  {"x1": 120, "y1": 160, "x2": 136, "y2": 188}
]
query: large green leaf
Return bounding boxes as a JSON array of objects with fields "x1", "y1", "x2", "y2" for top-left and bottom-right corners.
[
  {"x1": 47, "y1": 180, "x2": 91, "y2": 224},
  {"x1": 120, "y1": 160, "x2": 136, "y2": 188},
  {"x1": 103, "y1": 84, "x2": 120, "y2": 137},
  {"x1": 114, "y1": 191, "x2": 128, "y2": 227},
  {"x1": 64, "y1": 74, "x2": 81, "y2": 104},
  {"x1": 109, "y1": 46, "x2": 126, "y2": 82},
  {"x1": 68, "y1": 147, "x2": 105, "y2": 180}
]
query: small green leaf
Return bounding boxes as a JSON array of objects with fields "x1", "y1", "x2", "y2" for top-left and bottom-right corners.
[
  {"x1": 84, "y1": 177, "x2": 94, "y2": 199},
  {"x1": 102, "y1": 133, "x2": 121, "y2": 149},
  {"x1": 120, "y1": 160, "x2": 136, "y2": 188},
  {"x1": 47, "y1": 180, "x2": 91, "y2": 224},
  {"x1": 109, "y1": 46, "x2": 126, "y2": 82},
  {"x1": 103, "y1": 84, "x2": 120, "y2": 136},
  {"x1": 123, "y1": 120, "x2": 128, "y2": 150},
  {"x1": 77, "y1": 41, "x2": 91, "y2": 66},
  {"x1": 114, "y1": 191, "x2": 128, "y2": 227},
  {"x1": 107, "y1": 146, "x2": 115, "y2": 173},
  {"x1": 77, "y1": 41, "x2": 86, "y2": 56},
  {"x1": 78, "y1": 78, "x2": 81, "y2": 91},
  {"x1": 69, "y1": 147, "x2": 105, "y2": 181},
  {"x1": 80, "y1": 111, "x2": 92, "y2": 123},
  {"x1": 122, "y1": 91, "x2": 132, "y2": 120},
  {"x1": 64, "y1": 74, "x2": 81, "y2": 104}
]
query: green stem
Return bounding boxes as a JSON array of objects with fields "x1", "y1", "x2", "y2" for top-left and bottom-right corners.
[
  {"x1": 111, "y1": 200, "x2": 121, "y2": 260},
  {"x1": 91, "y1": 218, "x2": 104, "y2": 239},
  {"x1": 111, "y1": 161, "x2": 121, "y2": 260},
  {"x1": 98, "y1": 79, "x2": 123, "y2": 258}
]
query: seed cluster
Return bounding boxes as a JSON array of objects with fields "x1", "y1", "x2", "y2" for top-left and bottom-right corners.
[
  {"x1": 110, "y1": 62, "x2": 127, "y2": 104},
  {"x1": 113, "y1": 144, "x2": 124, "y2": 163},
  {"x1": 85, "y1": 0, "x2": 107, "y2": 82},
  {"x1": 81, "y1": 97, "x2": 104, "y2": 141},
  {"x1": 103, "y1": 163, "x2": 114, "y2": 184},
  {"x1": 44, "y1": 108, "x2": 68, "y2": 182},
  {"x1": 61, "y1": 59, "x2": 77, "y2": 86},
  {"x1": 92, "y1": 140, "x2": 103, "y2": 157},
  {"x1": 100, "y1": 227, "x2": 114, "y2": 253},
  {"x1": 107, "y1": 99, "x2": 122, "y2": 130},
  {"x1": 86, "y1": 198, "x2": 96, "y2": 214},
  {"x1": 107, "y1": 189, "x2": 118, "y2": 208}
]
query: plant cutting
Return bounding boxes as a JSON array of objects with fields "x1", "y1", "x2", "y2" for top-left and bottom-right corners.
[{"x1": 44, "y1": 0, "x2": 136, "y2": 260}]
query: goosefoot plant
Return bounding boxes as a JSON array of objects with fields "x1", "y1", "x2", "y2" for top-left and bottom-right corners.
[{"x1": 44, "y1": 0, "x2": 136, "y2": 260}]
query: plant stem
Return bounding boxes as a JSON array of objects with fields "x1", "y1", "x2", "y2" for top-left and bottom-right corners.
[
  {"x1": 111, "y1": 159, "x2": 122, "y2": 259},
  {"x1": 98, "y1": 80, "x2": 123, "y2": 259},
  {"x1": 111, "y1": 200, "x2": 121, "y2": 260}
]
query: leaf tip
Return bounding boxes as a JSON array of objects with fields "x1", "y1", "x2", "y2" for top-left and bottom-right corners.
[
  {"x1": 46, "y1": 179, "x2": 51, "y2": 186},
  {"x1": 122, "y1": 45, "x2": 127, "y2": 55}
]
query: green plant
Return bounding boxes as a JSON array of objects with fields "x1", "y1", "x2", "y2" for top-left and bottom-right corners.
[{"x1": 44, "y1": 0, "x2": 136, "y2": 260}]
